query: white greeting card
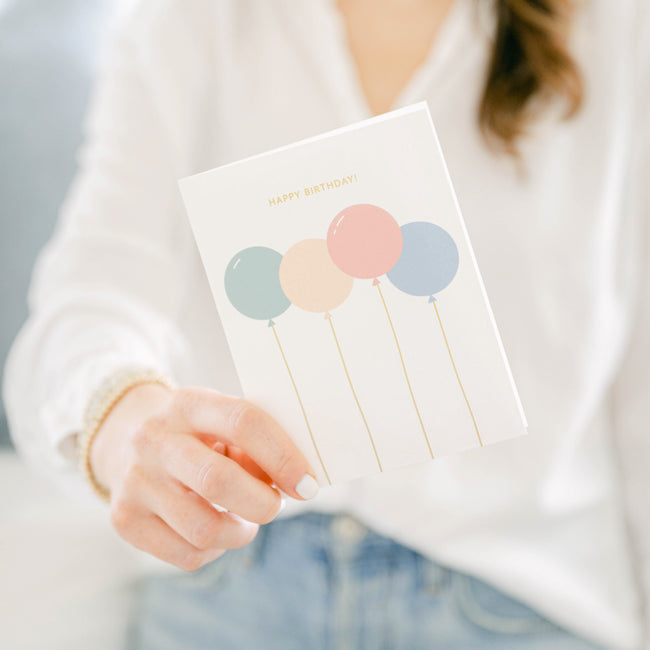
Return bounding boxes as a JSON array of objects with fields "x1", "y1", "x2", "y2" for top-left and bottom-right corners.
[{"x1": 179, "y1": 102, "x2": 527, "y2": 487}]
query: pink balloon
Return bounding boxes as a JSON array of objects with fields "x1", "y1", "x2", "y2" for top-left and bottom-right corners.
[{"x1": 327, "y1": 204, "x2": 402, "y2": 280}]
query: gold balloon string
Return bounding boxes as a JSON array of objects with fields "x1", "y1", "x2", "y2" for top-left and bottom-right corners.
[
  {"x1": 431, "y1": 301, "x2": 483, "y2": 447},
  {"x1": 375, "y1": 283, "x2": 434, "y2": 459},
  {"x1": 326, "y1": 315, "x2": 383, "y2": 472},
  {"x1": 270, "y1": 323, "x2": 332, "y2": 484}
]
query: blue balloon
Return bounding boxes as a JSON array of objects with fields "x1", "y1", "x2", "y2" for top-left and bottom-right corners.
[
  {"x1": 386, "y1": 222, "x2": 459, "y2": 298},
  {"x1": 225, "y1": 246, "x2": 291, "y2": 321}
]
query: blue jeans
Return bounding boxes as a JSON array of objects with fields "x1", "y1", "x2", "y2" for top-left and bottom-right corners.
[{"x1": 131, "y1": 512, "x2": 604, "y2": 649}]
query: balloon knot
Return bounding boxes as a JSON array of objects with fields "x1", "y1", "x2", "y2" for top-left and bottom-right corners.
[
  {"x1": 372, "y1": 278, "x2": 380, "y2": 286},
  {"x1": 268, "y1": 319, "x2": 275, "y2": 327},
  {"x1": 323, "y1": 312, "x2": 332, "y2": 320},
  {"x1": 428, "y1": 296, "x2": 436, "y2": 303}
]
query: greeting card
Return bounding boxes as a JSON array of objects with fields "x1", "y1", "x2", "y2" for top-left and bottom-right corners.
[{"x1": 179, "y1": 102, "x2": 527, "y2": 487}]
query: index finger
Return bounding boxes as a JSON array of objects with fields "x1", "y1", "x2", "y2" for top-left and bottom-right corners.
[{"x1": 171, "y1": 387, "x2": 320, "y2": 500}]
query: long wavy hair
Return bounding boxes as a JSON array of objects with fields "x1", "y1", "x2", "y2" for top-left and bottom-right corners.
[{"x1": 479, "y1": 0, "x2": 583, "y2": 153}]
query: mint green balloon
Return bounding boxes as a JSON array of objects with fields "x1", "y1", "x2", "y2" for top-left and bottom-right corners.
[{"x1": 225, "y1": 247, "x2": 290, "y2": 322}]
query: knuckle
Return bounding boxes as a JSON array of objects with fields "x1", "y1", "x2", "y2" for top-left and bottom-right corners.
[
  {"x1": 274, "y1": 446, "x2": 294, "y2": 479},
  {"x1": 178, "y1": 552, "x2": 205, "y2": 573},
  {"x1": 130, "y1": 422, "x2": 152, "y2": 454},
  {"x1": 227, "y1": 399, "x2": 258, "y2": 444},
  {"x1": 145, "y1": 413, "x2": 168, "y2": 434},
  {"x1": 110, "y1": 500, "x2": 135, "y2": 535},
  {"x1": 131, "y1": 415, "x2": 169, "y2": 460},
  {"x1": 172, "y1": 387, "x2": 200, "y2": 420},
  {"x1": 196, "y1": 459, "x2": 224, "y2": 499},
  {"x1": 131, "y1": 418, "x2": 163, "y2": 454},
  {"x1": 190, "y1": 517, "x2": 221, "y2": 550},
  {"x1": 121, "y1": 462, "x2": 147, "y2": 493},
  {"x1": 258, "y1": 496, "x2": 282, "y2": 525},
  {"x1": 234, "y1": 524, "x2": 259, "y2": 548}
]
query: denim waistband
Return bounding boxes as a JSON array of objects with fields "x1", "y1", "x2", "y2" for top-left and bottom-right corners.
[
  {"x1": 132, "y1": 511, "x2": 603, "y2": 650},
  {"x1": 254, "y1": 511, "x2": 447, "y2": 580}
]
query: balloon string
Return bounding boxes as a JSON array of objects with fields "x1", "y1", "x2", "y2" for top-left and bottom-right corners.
[
  {"x1": 271, "y1": 324, "x2": 332, "y2": 484},
  {"x1": 327, "y1": 316, "x2": 383, "y2": 472},
  {"x1": 376, "y1": 284, "x2": 434, "y2": 459},
  {"x1": 432, "y1": 301, "x2": 483, "y2": 447}
]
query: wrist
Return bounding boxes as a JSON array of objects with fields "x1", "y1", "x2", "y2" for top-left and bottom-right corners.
[
  {"x1": 78, "y1": 369, "x2": 175, "y2": 502},
  {"x1": 90, "y1": 382, "x2": 174, "y2": 494}
]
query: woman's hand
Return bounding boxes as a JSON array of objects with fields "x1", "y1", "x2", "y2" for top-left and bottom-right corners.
[{"x1": 90, "y1": 383, "x2": 319, "y2": 571}]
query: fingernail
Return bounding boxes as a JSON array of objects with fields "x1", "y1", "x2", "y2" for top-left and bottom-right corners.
[
  {"x1": 278, "y1": 496, "x2": 287, "y2": 513},
  {"x1": 295, "y1": 474, "x2": 319, "y2": 500}
]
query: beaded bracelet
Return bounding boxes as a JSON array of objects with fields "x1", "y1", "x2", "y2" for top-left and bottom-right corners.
[{"x1": 78, "y1": 369, "x2": 176, "y2": 503}]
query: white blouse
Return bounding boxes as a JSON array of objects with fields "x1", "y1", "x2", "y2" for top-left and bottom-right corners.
[{"x1": 4, "y1": 1, "x2": 649, "y2": 647}]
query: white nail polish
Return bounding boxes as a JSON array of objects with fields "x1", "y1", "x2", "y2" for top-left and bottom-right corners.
[
  {"x1": 296, "y1": 474, "x2": 319, "y2": 500},
  {"x1": 278, "y1": 497, "x2": 287, "y2": 513}
]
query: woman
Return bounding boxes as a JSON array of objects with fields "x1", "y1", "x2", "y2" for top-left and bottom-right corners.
[{"x1": 4, "y1": 0, "x2": 648, "y2": 648}]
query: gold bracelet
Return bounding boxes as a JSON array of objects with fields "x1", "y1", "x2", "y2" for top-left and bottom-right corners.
[{"x1": 78, "y1": 369, "x2": 176, "y2": 503}]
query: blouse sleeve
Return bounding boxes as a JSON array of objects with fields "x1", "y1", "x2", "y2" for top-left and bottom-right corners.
[
  {"x1": 611, "y1": 2, "x2": 650, "y2": 643},
  {"x1": 2, "y1": 6, "x2": 196, "y2": 503}
]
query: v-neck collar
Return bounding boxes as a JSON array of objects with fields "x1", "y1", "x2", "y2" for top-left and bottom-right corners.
[{"x1": 290, "y1": 0, "x2": 475, "y2": 123}]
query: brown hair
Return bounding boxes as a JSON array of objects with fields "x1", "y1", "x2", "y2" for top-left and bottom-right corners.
[{"x1": 479, "y1": 0, "x2": 584, "y2": 154}]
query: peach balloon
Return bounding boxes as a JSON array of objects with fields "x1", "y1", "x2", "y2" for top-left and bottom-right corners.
[
  {"x1": 327, "y1": 204, "x2": 403, "y2": 280},
  {"x1": 279, "y1": 239, "x2": 353, "y2": 313}
]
